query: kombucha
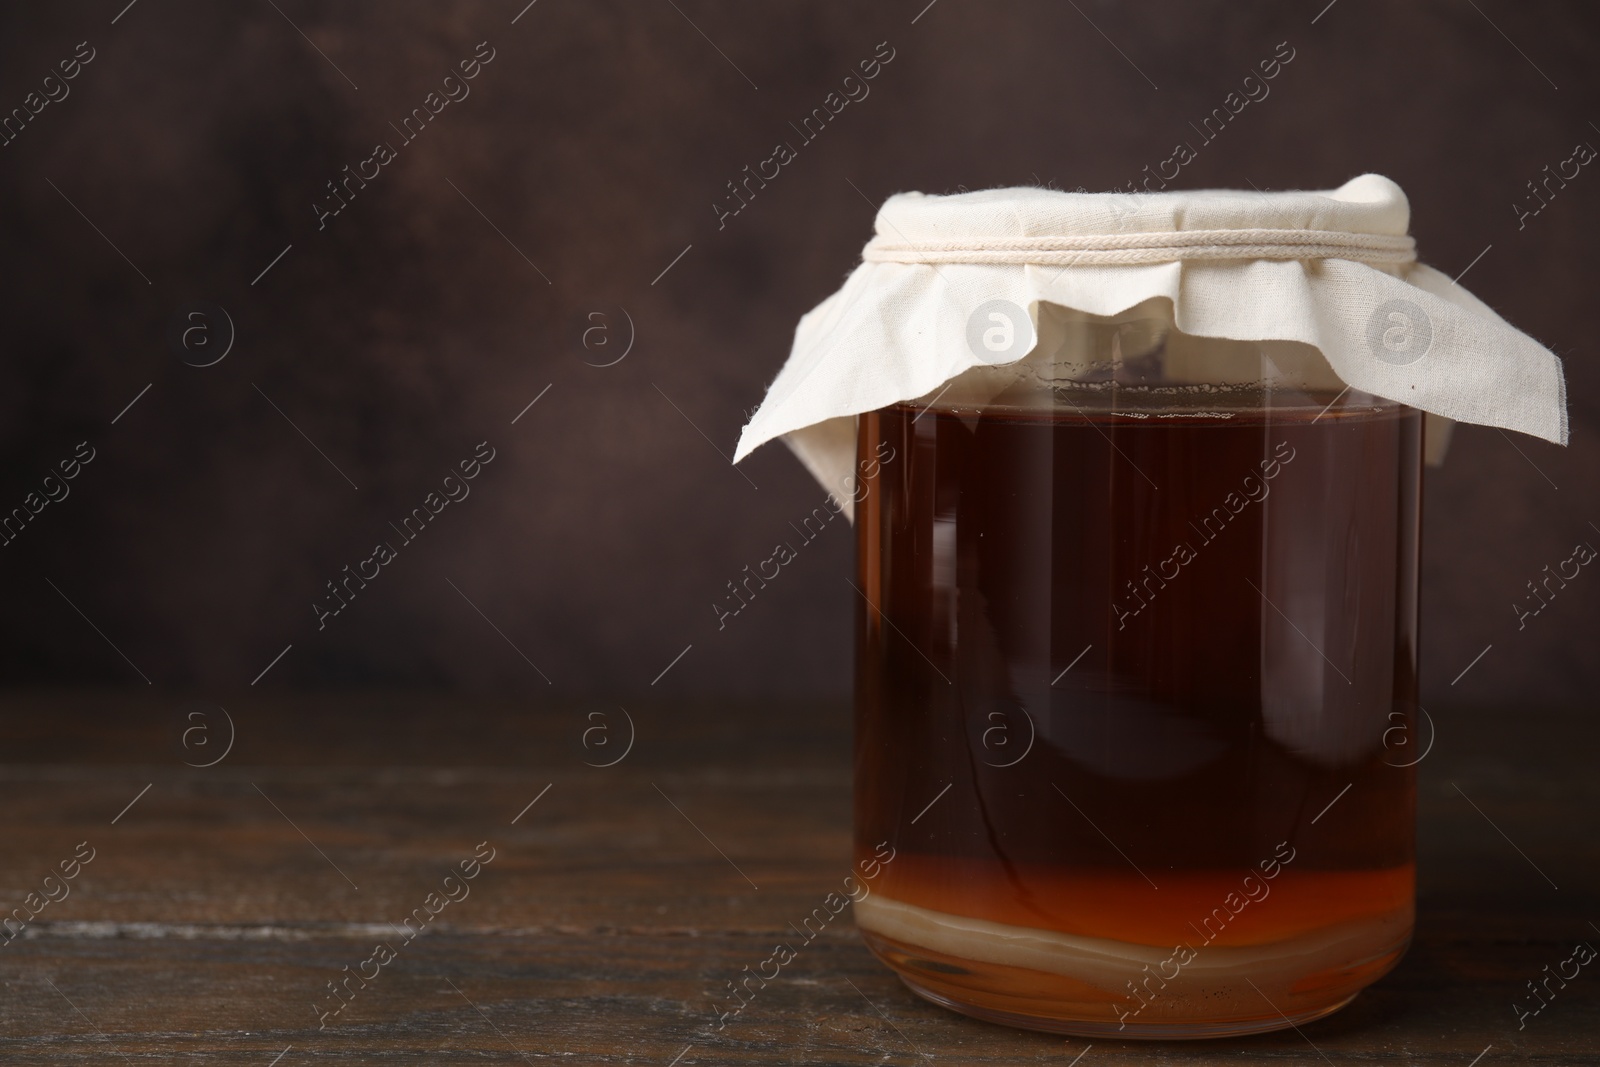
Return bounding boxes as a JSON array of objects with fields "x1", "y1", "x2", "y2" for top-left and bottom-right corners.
[{"x1": 853, "y1": 395, "x2": 1420, "y2": 1038}]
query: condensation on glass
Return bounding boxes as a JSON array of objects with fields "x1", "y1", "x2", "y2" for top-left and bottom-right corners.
[{"x1": 851, "y1": 298, "x2": 1420, "y2": 1039}]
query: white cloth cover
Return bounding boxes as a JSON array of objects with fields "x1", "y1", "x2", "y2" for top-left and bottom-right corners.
[{"x1": 733, "y1": 175, "x2": 1567, "y2": 510}]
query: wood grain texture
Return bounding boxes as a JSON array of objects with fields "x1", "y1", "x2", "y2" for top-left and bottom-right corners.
[{"x1": 0, "y1": 694, "x2": 1596, "y2": 1063}]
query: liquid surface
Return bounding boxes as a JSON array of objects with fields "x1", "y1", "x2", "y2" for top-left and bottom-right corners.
[{"x1": 853, "y1": 399, "x2": 1422, "y2": 1031}]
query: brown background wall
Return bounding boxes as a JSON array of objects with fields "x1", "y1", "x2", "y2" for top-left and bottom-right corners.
[{"x1": 0, "y1": 0, "x2": 1594, "y2": 710}]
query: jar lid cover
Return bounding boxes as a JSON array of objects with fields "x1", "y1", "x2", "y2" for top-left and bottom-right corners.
[
  {"x1": 735, "y1": 175, "x2": 1566, "y2": 509},
  {"x1": 866, "y1": 173, "x2": 1414, "y2": 264}
]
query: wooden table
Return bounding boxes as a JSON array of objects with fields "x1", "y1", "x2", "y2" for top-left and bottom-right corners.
[{"x1": 1, "y1": 692, "x2": 1595, "y2": 1064}]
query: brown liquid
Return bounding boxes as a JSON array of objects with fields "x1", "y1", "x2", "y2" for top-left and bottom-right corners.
[{"x1": 853, "y1": 397, "x2": 1421, "y2": 1037}]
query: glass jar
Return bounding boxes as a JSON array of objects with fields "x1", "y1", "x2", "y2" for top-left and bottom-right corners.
[{"x1": 851, "y1": 297, "x2": 1420, "y2": 1038}]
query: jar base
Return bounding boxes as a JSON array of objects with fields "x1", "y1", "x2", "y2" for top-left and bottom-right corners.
[
  {"x1": 895, "y1": 968, "x2": 1358, "y2": 1040},
  {"x1": 858, "y1": 896, "x2": 1409, "y2": 1042}
]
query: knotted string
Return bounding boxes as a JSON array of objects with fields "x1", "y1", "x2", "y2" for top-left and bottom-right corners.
[{"x1": 862, "y1": 228, "x2": 1417, "y2": 267}]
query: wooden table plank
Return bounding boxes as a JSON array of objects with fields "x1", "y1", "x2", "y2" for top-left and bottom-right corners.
[{"x1": 0, "y1": 694, "x2": 1596, "y2": 1063}]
